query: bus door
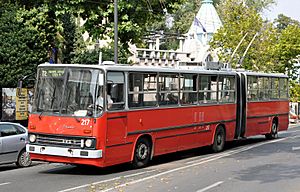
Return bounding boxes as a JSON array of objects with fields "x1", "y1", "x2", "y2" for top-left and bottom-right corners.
[
  {"x1": 106, "y1": 72, "x2": 127, "y2": 147},
  {"x1": 235, "y1": 73, "x2": 247, "y2": 138}
]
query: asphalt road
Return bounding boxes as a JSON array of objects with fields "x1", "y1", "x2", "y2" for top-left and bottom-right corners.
[{"x1": 1, "y1": 124, "x2": 300, "y2": 192}]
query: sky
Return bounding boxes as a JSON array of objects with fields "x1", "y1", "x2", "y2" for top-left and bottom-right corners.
[{"x1": 264, "y1": 0, "x2": 300, "y2": 21}]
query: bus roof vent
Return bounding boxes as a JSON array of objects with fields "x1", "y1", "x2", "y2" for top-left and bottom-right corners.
[
  {"x1": 102, "y1": 61, "x2": 115, "y2": 65},
  {"x1": 179, "y1": 61, "x2": 232, "y2": 71}
]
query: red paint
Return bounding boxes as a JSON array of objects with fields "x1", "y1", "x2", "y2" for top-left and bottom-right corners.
[{"x1": 28, "y1": 101, "x2": 288, "y2": 167}]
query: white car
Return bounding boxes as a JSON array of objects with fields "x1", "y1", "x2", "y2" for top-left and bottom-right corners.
[{"x1": 0, "y1": 122, "x2": 31, "y2": 167}]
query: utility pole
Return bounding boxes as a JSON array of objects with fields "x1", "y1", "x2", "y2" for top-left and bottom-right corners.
[{"x1": 114, "y1": 0, "x2": 118, "y2": 64}]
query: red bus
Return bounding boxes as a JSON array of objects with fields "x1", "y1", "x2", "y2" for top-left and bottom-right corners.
[{"x1": 26, "y1": 63, "x2": 289, "y2": 168}]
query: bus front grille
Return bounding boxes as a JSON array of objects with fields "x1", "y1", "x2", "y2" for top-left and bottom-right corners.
[{"x1": 36, "y1": 134, "x2": 83, "y2": 148}]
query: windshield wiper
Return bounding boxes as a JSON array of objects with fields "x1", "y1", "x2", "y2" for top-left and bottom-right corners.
[{"x1": 39, "y1": 110, "x2": 44, "y2": 120}]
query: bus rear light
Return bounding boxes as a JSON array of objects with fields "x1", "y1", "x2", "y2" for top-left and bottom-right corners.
[{"x1": 83, "y1": 129, "x2": 92, "y2": 134}]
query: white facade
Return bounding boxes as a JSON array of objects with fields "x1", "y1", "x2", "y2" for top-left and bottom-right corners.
[
  {"x1": 130, "y1": 0, "x2": 223, "y2": 67},
  {"x1": 182, "y1": 0, "x2": 222, "y2": 63}
]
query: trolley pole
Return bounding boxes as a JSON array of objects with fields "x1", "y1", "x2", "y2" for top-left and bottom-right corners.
[{"x1": 114, "y1": 0, "x2": 118, "y2": 64}]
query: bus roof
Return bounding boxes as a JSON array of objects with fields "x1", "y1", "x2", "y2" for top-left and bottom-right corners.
[{"x1": 38, "y1": 63, "x2": 287, "y2": 78}]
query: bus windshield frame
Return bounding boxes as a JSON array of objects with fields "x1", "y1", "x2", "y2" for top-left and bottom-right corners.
[{"x1": 32, "y1": 66, "x2": 105, "y2": 117}]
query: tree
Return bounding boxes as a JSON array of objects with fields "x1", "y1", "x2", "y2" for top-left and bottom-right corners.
[
  {"x1": 274, "y1": 14, "x2": 300, "y2": 32},
  {"x1": 272, "y1": 24, "x2": 300, "y2": 73},
  {"x1": 0, "y1": 3, "x2": 49, "y2": 87},
  {"x1": 210, "y1": 0, "x2": 274, "y2": 70}
]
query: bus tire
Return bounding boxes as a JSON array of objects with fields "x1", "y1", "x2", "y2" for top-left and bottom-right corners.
[
  {"x1": 132, "y1": 137, "x2": 151, "y2": 168},
  {"x1": 212, "y1": 126, "x2": 225, "y2": 153},
  {"x1": 265, "y1": 120, "x2": 278, "y2": 139}
]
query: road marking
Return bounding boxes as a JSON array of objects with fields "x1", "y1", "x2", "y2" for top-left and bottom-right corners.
[
  {"x1": 292, "y1": 146, "x2": 300, "y2": 151},
  {"x1": 60, "y1": 134, "x2": 300, "y2": 192},
  {"x1": 99, "y1": 137, "x2": 290, "y2": 192},
  {"x1": 196, "y1": 181, "x2": 224, "y2": 192},
  {"x1": 186, "y1": 137, "x2": 287, "y2": 165},
  {"x1": 57, "y1": 170, "x2": 156, "y2": 192},
  {"x1": 0, "y1": 182, "x2": 11, "y2": 186},
  {"x1": 284, "y1": 129, "x2": 300, "y2": 134}
]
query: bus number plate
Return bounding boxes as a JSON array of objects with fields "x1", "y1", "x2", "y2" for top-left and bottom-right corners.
[{"x1": 81, "y1": 119, "x2": 91, "y2": 126}]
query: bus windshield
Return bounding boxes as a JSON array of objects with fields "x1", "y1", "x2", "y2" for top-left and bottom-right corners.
[{"x1": 33, "y1": 67, "x2": 104, "y2": 117}]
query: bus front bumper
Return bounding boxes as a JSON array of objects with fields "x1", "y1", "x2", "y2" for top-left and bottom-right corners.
[{"x1": 26, "y1": 144, "x2": 102, "y2": 159}]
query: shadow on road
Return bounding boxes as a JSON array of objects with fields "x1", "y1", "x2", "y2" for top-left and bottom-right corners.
[
  {"x1": 0, "y1": 162, "x2": 41, "y2": 172},
  {"x1": 39, "y1": 136, "x2": 271, "y2": 176},
  {"x1": 236, "y1": 163, "x2": 300, "y2": 183}
]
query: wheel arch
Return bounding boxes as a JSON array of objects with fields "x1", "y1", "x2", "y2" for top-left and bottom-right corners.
[
  {"x1": 130, "y1": 134, "x2": 154, "y2": 162},
  {"x1": 272, "y1": 116, "x2": 279, "y2": 126},
  {"x1": 211, "y1": 123, "x2": 226, "y2": 144}
]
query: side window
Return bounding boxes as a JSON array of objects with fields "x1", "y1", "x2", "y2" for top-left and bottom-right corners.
[
  {"x1": 247, "y1": 76, "x2": 258, "y2": 101},
  {"x1": 0, "y1": 124, "x2": 19, "y2": 137},
  {"x1": 107, "y1": 72, "x2": 125, "y2": 110},
  {"x1": 279, "y1": 78, "x2": 288, "y2": 99},
  {"x1": 198, "y1": 75, "x2": 217, "y2": 103},
  {"x1": 270, "y1": 78, "x2": 279, "y2": 99},
  {"x1": 128, "y1": 72, "x2": 158, "y2": 108},
  {"x1": 158, "y1": 73, "x2": 179, "y2": 106},
  {"x1": 263, "y1": 77, "x2": 270, "y2": 99},
  {"x1": 14, "y1": 125, "x2": 26, "y2": 134},
  {"x1": 219, "y1": 75, "x2": 236, "y2": 103},
  {"x1": 180, "y1": 74, "x2": 198, "y2": 105},
  {"x1": 257, "y1": 77, "x2": 265, "y2": 100}
]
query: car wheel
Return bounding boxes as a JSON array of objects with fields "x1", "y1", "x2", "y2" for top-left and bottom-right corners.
[
  {"x1": 265, "y1": 121, "x2": 278, "y2": 140},
  {"x1": 212, "y1": 126, "x2": 226, "y2": 153},
  {"x1": 16, "y1": 149, "x2": 32, "y2": 168},
  {"x1": 132, "y1": 138, "x2": 151, "y2": 168}
]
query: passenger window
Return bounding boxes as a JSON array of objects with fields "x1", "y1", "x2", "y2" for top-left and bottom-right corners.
[
  {"x1": 257, "y1": 77, "x2": 265, "y2": 100},
  {"x1": 128, "y1": 72, "x2": 158, "y2": 108},
  {"x1": 198, "y1": 75, "x2": 217, "y2": 103},
  {"x1": 107, "y1": 72, "x2": 125, "y2": 110},
  {"x1": 180, "y1": 74, "x2": 198, "y2": 105},
  {"x1": 219, "y1": 75, "x2": 235, "y2": 103},
  {"x1": 0, "y1": 124, "x2": 19, "y2": 137},
  {"x1": 270, "y1": 78, "x2": 279, "y2": 99},
  {"x1": 279, "y1": 78, "x2": 288, "y2": 99},
  {"x1": 158, "y1": 73, "x2": 179, "y2": 106},
  {"x1": 247, "y1": 76, "x2": 258, "y2": 101}
]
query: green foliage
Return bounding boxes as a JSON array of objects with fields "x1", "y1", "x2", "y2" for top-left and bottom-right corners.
[
  {"x1": 0, "y1": 3, "x2": 48, "y2": 87},
  {"x1": 211, "y1": 0, "x2": 268, "y2": 70},
  {"x1": 60, "y1": 13, "x2": 76, "y2": 64},
  {"x1": 49, "y1": 0, "x2": 187, "y2": 48},
  {"x1": 290, "y1": 80, "x2": 300, "y2": 102},
  {"x1": 72, "y1": 43, "x2": 128, "y2": 64},
  {"x1": 272, "y1": 24, "x2": 300, "y2": 73},
  {"x1": 274, "y1": 14, "x2": 300, "y2": 31},
  {"x1": 210, "y1": 0, "x2": 300, "y2": 73}
]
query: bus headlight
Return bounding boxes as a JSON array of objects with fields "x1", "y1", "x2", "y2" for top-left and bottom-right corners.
[
  {"x1": 85, "y1": 139, "x2": 94, "y2": 148},
  {"x1": 29, "y1": 134, "x2": 37, "y2": 143}
]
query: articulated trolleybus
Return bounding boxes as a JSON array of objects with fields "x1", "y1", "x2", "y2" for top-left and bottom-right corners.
[{"x1": 26, "y1": 62, "x2": 289, "y2": 168}]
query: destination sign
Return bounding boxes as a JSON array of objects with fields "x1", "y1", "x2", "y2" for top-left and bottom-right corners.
[{"x1": 41, "y1": 68, "x2": 65, "y2": 77}]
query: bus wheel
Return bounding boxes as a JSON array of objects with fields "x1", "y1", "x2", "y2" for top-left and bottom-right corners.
[
  {"x1": 212, "y1": 126, "x2": 225, "y2": 153},
  {"x1": 265, "y1": 121, "x2": 278, "y2": 139},
  {"x1": 132, "y1": 138, "x2": 151, "y2": 168}
]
